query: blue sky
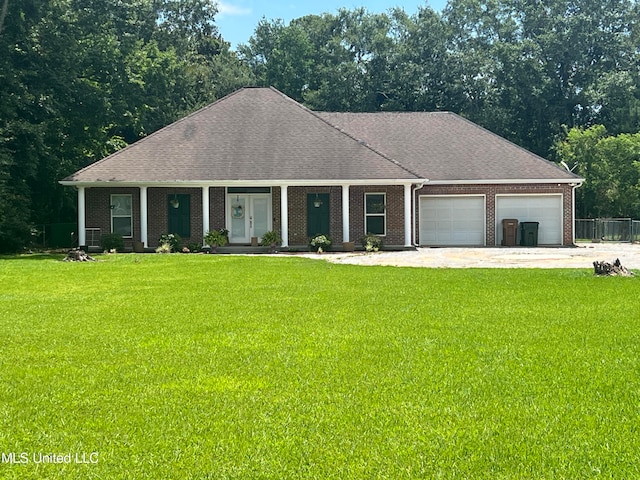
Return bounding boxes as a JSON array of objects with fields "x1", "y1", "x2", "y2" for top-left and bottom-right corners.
[{"x1": 216, "y1": 0, "x2": 448, "y2": 49}]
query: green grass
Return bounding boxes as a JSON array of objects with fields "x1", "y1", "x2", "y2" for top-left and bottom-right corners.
[{"x1": 1, "y1": 253, "x2": 639, "y2": 479}]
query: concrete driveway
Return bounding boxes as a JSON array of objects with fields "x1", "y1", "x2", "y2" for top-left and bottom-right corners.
[{"x1": 306, "y1": 243, "x2": 640, "y2": 269}]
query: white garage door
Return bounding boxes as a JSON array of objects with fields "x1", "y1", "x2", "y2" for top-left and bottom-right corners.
[
  {"x1": 496, "y1": 195, "x2": 563, "y2": 245},
  {"x1": 420, "y1": 196, "x2": 485, "y2": 246}
]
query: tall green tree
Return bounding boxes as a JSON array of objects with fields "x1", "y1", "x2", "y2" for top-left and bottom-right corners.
[
  {"x1": 239, "y1": 8, "x2": 398, "y2": 111},
  {"x1": 555, "y1": 125, "x2": 640, "y2": 218},
  {"x1": 0, "y1": 0, "x2": 62, "y2": 251},
  {"x1": 382, "y1": 7, "x2": 453, "y2": 112},
  {"x1": 0, "y1": 0, "x2": 252, "y2": 252},
  {"x1": 442, "y1": 0, "x2": 640, "y2": 155}
]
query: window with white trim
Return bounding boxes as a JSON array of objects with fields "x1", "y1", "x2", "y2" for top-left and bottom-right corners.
[
  {"x1": 365, "y1": 193, "x2": 386, "y2": 236},
  {"x1": 110, "y1": 194, "x2": 133, "y2": 237}
]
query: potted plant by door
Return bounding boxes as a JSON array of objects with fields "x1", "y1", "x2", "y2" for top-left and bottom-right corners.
[
  {"x1": 342, "y1": 241, "x2": 355, "y2": 252},
  {"x1": 309, "y1": 234, "x2": 332, "y2": 253},
  {"x1": 204, "y1": 229, "x2": 229, "y2": 253},
  {"x1": 260, "y1": 231, "x2": 281, "y2": 253},
  {"x1": 361, "y1": 233, "x2": 383, "y2": 252}
]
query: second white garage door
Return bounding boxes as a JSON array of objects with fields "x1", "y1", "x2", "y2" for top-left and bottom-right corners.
[
  {"x1": 495, "y1": 195, "x2": 563, "y2": 245},
  {"x1": 419, "y1": 196, "x2": 485, "y2": 246}
]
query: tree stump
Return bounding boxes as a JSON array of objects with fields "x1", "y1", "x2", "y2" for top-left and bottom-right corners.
[
  {"x1": 63, "y1": 249, "x2": 96, "y2": 262},
  {"x1": 593, "y1": 258, "x2": 634, "y2": 277}
]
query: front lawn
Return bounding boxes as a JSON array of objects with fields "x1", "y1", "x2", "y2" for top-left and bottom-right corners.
[{"x1": 1, "y1": 254, "x2": 638, "y2": 479}]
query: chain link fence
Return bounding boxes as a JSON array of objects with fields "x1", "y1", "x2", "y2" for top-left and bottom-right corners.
[
  {"x1": 32, "y1": 224, "x2": 102, "y2": 249},
  {"x1": 575, "y1": 218, "x2": 640, "y2": 242}
]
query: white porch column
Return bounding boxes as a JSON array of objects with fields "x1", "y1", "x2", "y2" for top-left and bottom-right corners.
[
  {"x1": 139, "y1": 186, "x2": 148, "y2": 247},
  {"x1": 280, "y1": 185, "x2": 289, "y2": 247},
  {"x1": 77, "y1": 186, "x2": 86, "y2": 247},
  {"x1": 342, "y1": 184, "x2": 350, "y2": 242},
  {"x1": 202, "y1": 186, "x2": 210, "y2": 241},
  {"x1": 404, "y1": 183, "x2": 412, "y2": 247}
]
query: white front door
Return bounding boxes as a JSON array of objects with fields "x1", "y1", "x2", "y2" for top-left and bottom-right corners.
[{"x1": 228, "y1": 194, "x2": 272, "y2": 244}]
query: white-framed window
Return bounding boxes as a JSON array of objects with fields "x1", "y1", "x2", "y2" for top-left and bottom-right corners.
[
  {"x1": 110, "y1": 194, "x2": 133, "y2": 237},
  {"x1": 365, "y1": 192, "x2": 386, "y2": 236}
]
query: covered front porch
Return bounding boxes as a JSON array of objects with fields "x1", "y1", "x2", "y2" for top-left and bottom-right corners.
[{"x1": 74, "y1": 181, "x2": 420, "y2": 250}]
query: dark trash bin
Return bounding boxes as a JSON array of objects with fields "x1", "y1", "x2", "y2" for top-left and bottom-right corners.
[
  {"x1": 501, "y1": 219, "x2": 518, "y2": 246},
  {"x1": 520, "y1": 222, "x2": 539, "y2": 246}
]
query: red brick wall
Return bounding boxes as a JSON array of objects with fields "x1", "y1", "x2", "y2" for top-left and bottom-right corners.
[
  {"x1": 272, "y1": 186, "x2": 281, "y2": 236},
  {"x1": 86, "y1": 185, "x2": 409, "y2": 249},
  {"x1": 348, "y1": 185, "x2": 405, "y2": 246},
  {"x1": 85, "y1": 187, "x2": 139, "y2": 248},
  {"x1": 414, "y1": 183, "x2": 575, "y2": 246},
  {"x1": 286, "y1": 186, "x2": 343, "y2": 245},
  {"x1": 84, "y1": 183, "x2": 575, "y2": 249},
  {"x1": 148, "y1": 187, "x2": 202, "y2": 246},
  {"x1": 210, "y1": 187, "x2": 226, "y2": 233},
  {"x1": 282, "y1": 185, "x2": 406, "y2": 247},
  {"x1": 86, "y1": 187, "x2": 205, "y2": 248}
]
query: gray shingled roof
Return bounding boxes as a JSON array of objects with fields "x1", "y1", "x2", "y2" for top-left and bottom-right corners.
[
  {"x1": 63, "y1": 87, "x2": 580, "y2": 185},
  {"x1": 317, "y1": 112, "x2": 580, "y2": 182},
  {"x1": 63, "y1": 87, "x2": 420, "y2": 183}
]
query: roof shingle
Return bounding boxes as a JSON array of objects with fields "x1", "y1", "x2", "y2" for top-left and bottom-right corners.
[
  {"x1": 64, "y1": 87, "x2": 420, "y2": 183},
  {"x1": 317, "y1": 111, "x2": 580, "y2": 182},
  {"x1": 63, "y1": 87, "x2": 580, "y2": 184}
]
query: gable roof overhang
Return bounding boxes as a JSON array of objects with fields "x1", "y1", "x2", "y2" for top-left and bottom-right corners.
[
  {"x1": 425, "y1": 178, "x2": 583, "y2": 186},
  {"x1": 59, "y1": 178, "x2": 428, "y2": 188}
]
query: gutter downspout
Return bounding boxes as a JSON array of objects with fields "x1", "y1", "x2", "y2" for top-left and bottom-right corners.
[
  {"x1": 412, "y1": 181, "x2": 427, "y2": 247},
  {"x1": 571, "y1": 182, "x2": 583, "y2": 245}
]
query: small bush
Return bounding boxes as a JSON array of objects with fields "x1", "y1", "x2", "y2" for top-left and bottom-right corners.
[
  {"x1": 186, "y1": 242, "x2": 202, "y2": 253},
  {"x1": 158, "y1": 233, "x2": 182, "y2": 252},
  {"x1": 260, "y1": 231, "x2": 281, "y2": 246},
  {"x1": 361, "y1": 233, "x2": 383, "y2": 252},
  {"x1": 309, "y1": 234, "x2": 332, "y2": 252},
  {"x1": 100, "y1": 233, "x2": 124, "y2": 252},
  {"x1": 204, "y1": 229, "x2": 228, "y2": 247},
  {"x1": 155, "y1": 243, "x2": 171, "y2": 254}
]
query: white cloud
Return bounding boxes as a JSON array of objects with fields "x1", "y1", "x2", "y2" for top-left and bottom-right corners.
[{"x1": 216, "y1": 1, "x2": 252, "y2": 17}]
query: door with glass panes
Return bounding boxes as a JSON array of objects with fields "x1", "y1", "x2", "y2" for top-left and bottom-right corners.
[{"x1": 227, "y1": 193, "x2": 271, "y2": 244}]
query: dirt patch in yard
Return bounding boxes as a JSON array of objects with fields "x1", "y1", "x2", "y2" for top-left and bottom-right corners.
[{"x1": 298, "y1": 243, "x2": 640, "y2": 269}]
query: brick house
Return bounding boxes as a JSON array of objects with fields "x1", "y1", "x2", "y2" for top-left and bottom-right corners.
[{"x1": 60, "y1": 87, "x2": 583, "y2": 250}]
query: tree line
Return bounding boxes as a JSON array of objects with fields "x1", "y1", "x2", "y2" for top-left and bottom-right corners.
[
  {"x1": 2, "y1": 0, "x2": 640, "y2": 252},
  {"x1": 0, "y1": 0, "x2": 252, "y2": 252}
]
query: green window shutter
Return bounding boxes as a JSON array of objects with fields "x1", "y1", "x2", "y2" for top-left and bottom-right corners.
[
  {"x1": 307, "y1": 193, "x2": 330, "y2": 237},
  {"x1": 168, "y1": 194, "x2": 191, "y2": 238}
]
